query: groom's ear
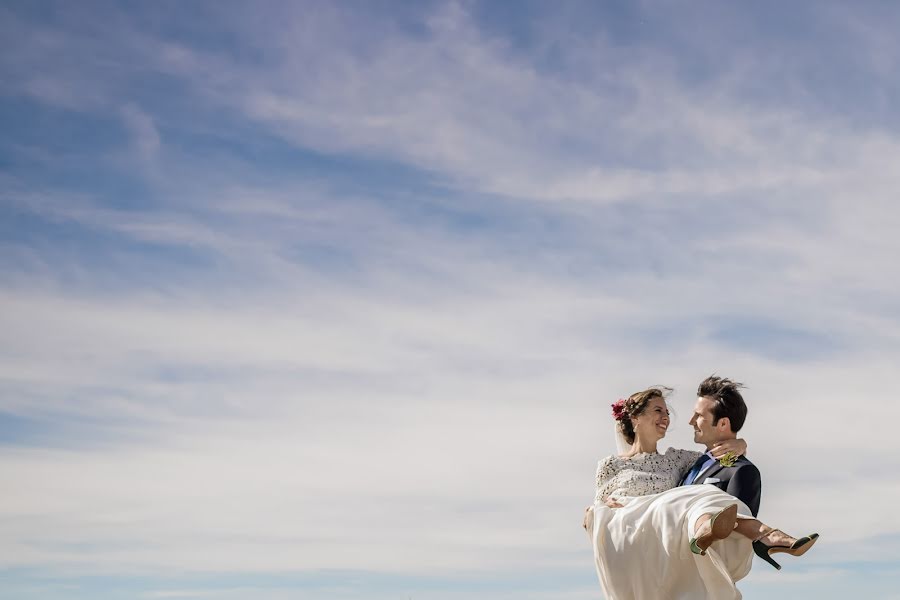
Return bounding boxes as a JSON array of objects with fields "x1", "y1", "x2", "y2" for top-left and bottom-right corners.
[{"x1": 716, "y1": 416, "x2": 732, "y2": 433}]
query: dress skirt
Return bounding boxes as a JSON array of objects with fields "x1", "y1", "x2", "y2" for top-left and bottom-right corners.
[{"x1": 586, "y1": 485, "x2": 755, "y2": 600}]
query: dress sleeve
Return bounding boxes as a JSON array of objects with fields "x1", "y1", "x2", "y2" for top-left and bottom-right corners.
[
  {"x1": 594, "y1": 455, "x2": 617, "y2": 501},
  {"x1": 667, "y1": 447, "x2": 703, "y2": 476}
]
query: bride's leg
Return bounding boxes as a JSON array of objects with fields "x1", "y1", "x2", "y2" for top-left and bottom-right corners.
[
  {"x1": 693, "y1": 513, "x2": 711, "y2": 535},
  {"x1": 734, "y1": 518, "x2": 820, "y2": 570},
  {"x1": 695, "y1": 513, "x2": 797, "y2": 547},
  {"x1": 734, "y1": 518, "x2": 796, "y2": 546}
]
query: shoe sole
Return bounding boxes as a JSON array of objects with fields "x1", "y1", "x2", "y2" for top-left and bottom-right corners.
[
  {"x1": 696, "y1": 504, "x2": 738, "y2": 554},
  {"x1": 772, "y1": 533, "x2": 819, "y2": 557}
]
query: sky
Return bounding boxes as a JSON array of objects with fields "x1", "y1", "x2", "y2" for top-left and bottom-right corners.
[{"x1": 2, "y1": 1, "x2": 900, "y2": 598}]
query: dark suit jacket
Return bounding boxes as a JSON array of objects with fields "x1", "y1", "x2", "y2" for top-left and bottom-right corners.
[{"x1": 680, "y1": 455, "x2": 762, "y2": 517}]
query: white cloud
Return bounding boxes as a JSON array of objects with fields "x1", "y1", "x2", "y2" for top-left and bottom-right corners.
[
  {"x1": 1, "y1": 267, "x2": 898, "y2": 575},
  {"x1": 121, "y1": 103, "x2": 162, "y2": 162}
]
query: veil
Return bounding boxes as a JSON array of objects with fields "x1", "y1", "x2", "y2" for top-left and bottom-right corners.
[{"x1": 614, "y1": 422, "x2": 630, "y2": 455}]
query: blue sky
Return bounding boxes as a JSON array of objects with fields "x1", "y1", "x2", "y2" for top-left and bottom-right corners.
[{"x1": 2, "y1": 1, "x2": 900, "y2": 598}]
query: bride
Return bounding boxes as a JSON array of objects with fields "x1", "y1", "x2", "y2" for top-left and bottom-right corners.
[{"x1": 583, "y1": 386, "x2": 818, "y2": 600}]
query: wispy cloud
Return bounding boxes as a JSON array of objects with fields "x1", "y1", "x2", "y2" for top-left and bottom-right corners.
[{"x1": 120, "y1": 104, "x2": 161, "y2": 164}]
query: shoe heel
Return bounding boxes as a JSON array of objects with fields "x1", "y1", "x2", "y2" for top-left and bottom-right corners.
[{"x1": 752, "y1": 540, "x2": 782, "y2": 570}]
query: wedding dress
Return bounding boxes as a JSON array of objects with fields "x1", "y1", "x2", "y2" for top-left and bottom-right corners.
[{"x1": 586, "y1": 448, "x2": 755, "y2": 600}]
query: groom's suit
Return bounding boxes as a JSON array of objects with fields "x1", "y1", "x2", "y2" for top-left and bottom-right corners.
[{"x1": 679, "y1": 453, "x2": 762, "y2": 517}]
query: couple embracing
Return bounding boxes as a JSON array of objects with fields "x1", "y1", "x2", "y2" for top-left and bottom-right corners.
[{"x1": 583, "y1": 376, "x2": 819, "y2": 600}]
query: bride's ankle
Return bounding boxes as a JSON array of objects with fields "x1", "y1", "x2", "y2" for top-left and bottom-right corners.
[
  {"x1": 757, "y1": 528, "x2": 795, "y2": 546},
  {"x1": 694, "y1": 514, "x2": 711, "y2": 536}
]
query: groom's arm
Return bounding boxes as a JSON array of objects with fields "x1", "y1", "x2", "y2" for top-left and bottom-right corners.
[{"x1": 726, "y1": 463, "x2": 761, "y2": 517}]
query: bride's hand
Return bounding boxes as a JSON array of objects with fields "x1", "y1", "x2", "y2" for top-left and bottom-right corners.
[
  {"x1": 583, "y1": 506, "x2": 592, "y2": 529},
  {"x1": 710, "y1": 438, "x2": 747, "y2": 459},
  {"x1": 605, "y1": 497, "x2": 624, "y2": 509}
]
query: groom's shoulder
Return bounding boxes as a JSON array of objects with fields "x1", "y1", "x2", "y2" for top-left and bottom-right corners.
[{"x1": 732, "y1": 456, "x2": 761, "y2": 477}]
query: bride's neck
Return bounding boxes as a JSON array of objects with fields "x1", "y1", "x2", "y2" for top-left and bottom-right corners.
[{"x1": 627, "y1": 435, "x2": 658, "y2": 456}]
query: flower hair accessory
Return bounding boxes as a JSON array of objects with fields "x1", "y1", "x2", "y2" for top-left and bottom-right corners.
[{"x1": 611, "y1": 399, "x2": 628, "y2": 422}]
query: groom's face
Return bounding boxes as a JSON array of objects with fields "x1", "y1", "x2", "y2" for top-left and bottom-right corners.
[{"x1": 690, "y1": 396, "x2": 723, "y2": 447}]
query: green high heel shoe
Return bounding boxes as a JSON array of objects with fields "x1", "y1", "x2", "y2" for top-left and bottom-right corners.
[
  {"x1": 752, "y1": 530, "x2": 820, "y2": 570},
  {"x1": 690, "y1": 504, "x2": 738, "y2": 556}
]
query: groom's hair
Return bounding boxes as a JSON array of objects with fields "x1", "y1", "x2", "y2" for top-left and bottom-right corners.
[{"x1": 697, "y1": 375, "x2": 747, "y2": 433}]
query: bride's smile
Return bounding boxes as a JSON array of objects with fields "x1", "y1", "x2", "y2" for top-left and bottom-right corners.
[{"x1": 631, "y1": 397, "x2": 672, "y2": 445}]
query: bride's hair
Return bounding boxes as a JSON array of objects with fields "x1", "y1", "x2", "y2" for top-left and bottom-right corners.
[{"x1": 618, "y1": 386, "x2": 673, "y2": 445}]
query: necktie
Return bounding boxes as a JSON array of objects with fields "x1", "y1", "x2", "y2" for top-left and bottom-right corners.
[{"x1": 683, "y1": 453, "x2": 714, "y2": 486}]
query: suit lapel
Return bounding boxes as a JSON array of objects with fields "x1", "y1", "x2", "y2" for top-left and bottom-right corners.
[{"x1": 694, "y1": 460, "x2": 724, "y2": 483}]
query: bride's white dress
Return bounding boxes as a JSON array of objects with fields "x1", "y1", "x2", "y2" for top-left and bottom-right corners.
[{"x1": 586, "y1": 448, "x2": 755, "y2": 600}]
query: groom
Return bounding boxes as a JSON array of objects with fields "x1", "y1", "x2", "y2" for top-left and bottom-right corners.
[{"x1": 679, "y1": 375, "x2": 762, "y2": 516}]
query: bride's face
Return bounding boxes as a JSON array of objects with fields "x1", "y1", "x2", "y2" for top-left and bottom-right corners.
[{"x1": 633, "y1": 396, "x2": 670, "y2": 441}]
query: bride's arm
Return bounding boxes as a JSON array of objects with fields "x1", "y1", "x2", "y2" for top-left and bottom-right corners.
[
  {"x1": 595, "y1": 456, "x2": 623, "y2": 507},
  {"x1": 669, "y1": 448, "x2": 703, "y2": 474},
  {"x1": 585, "y1": 456, "x2": 622, "y2": 527},
  {"x1": 710, "y1": 438, "x2": 747, "y2": 459}
]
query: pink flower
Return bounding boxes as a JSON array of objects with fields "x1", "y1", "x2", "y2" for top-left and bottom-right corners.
[{"x1": 611, "y1": 399, "x2": 628, "y2": 421}]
